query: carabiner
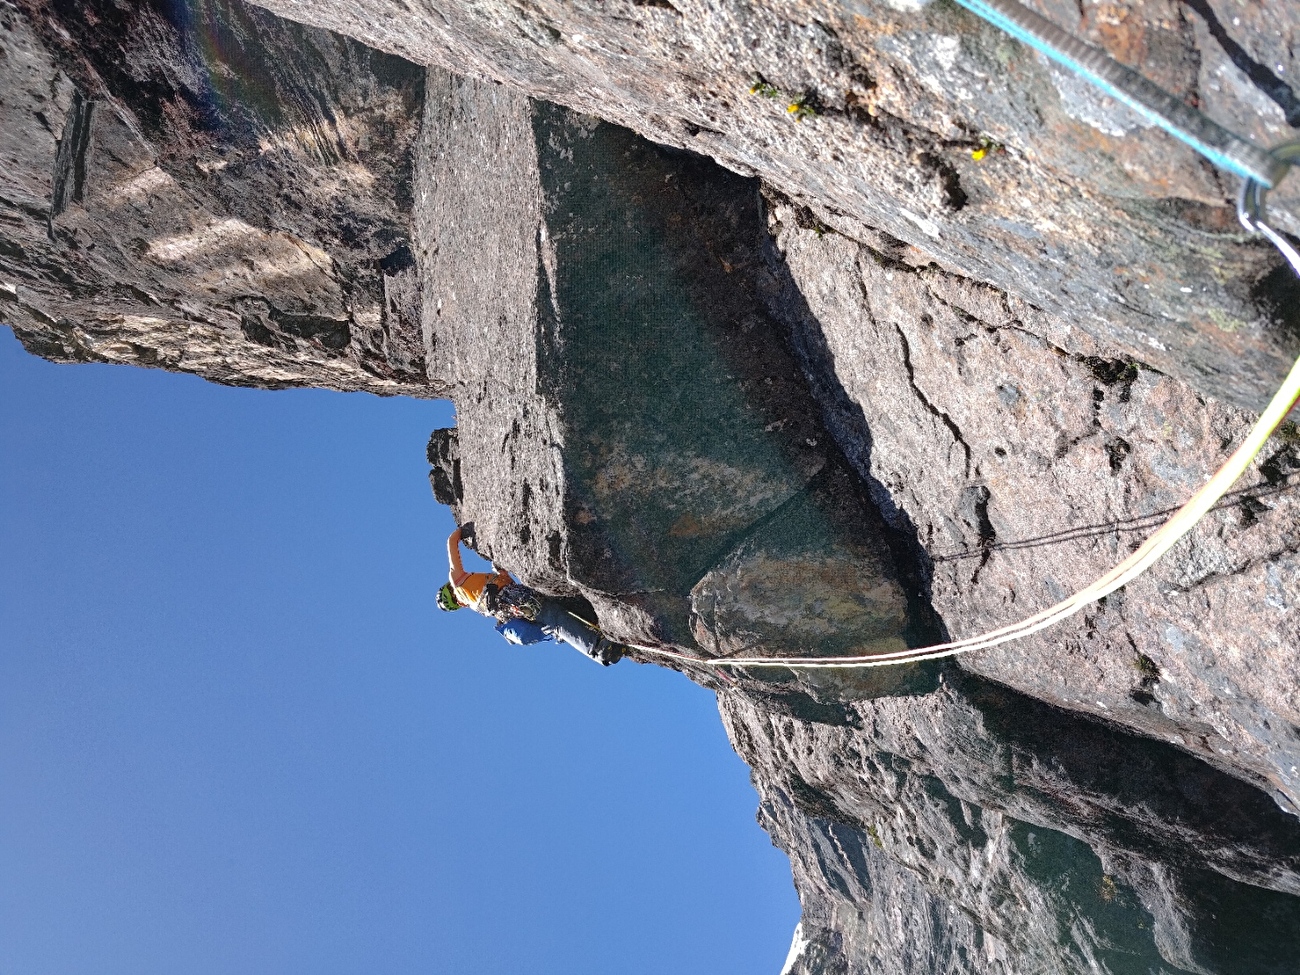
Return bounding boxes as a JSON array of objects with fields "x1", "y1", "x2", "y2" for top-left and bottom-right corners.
[{"x1": 1238, "y1": 139, "x2": 1300, "y2": 278}]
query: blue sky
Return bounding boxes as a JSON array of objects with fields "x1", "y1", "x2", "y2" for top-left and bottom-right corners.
[{"x1": 0, "y1": 328, "x2": 798, "y2": 974}]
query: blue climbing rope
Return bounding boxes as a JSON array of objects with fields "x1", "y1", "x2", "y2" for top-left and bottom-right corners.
[{"x1": 949, "y1": 0, "x2": 1289, "y2": 186}]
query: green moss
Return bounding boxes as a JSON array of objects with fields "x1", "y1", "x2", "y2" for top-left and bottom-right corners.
[{"x1": 1133, "y1": 654, "x2": 1160, "y2": 682}]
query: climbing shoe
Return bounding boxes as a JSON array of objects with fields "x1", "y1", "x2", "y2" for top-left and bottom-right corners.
[{"x1": 593, "y1": 638, "x2": 625, "y2": 667}]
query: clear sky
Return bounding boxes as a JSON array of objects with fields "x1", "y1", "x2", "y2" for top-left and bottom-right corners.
[{"x1": 0, "y1": 328, "x2": 799, "y2": 975}]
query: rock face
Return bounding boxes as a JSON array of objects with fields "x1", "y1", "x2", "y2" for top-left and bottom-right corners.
[
  {"x1": 724, "y1": 676, "x2": 1300, "y2": 974},
  {"x1": 1, "y1": 0, "x2": 437, "y2": 395},
  {"x1": 5, "y1": 1, "x2": 1300, "y2": 972},
  {"x1": 246, "y1": 0, "x2": 1300, "y2": 416},
  {"x1": 410, "y1": 75, "x2": 1300, "y2": 970},
  {"x1": 417, "y1": 80, "x2": 927, "y2": 666},
  {"x1": 765, "y1": 202, "x2": 1300, "y2": 816}
]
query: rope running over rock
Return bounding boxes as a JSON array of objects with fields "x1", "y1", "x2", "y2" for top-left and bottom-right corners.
[{"x1": 636, "y1": 3, "x2": 1300, "y2": 672}]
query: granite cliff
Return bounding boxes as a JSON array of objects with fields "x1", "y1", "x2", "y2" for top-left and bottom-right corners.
[{"x1": 4, "y1": 0, "x2": 1300, "y2": 970}]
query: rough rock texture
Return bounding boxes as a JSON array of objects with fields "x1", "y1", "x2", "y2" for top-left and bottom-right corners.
[
  {"x1": 410, "y1": 58, "x2": 1300, "y2": 819},
  {"x1": 247, "y1": 0, "x2": 1300, "y2": 415},
  {"x1": 6, "y1": 2, "x2": 1300, "y2": 971},
  {"x1": 406, "y1": 68, "x2": 1300, "y2": 969},
  {"x1": 724, "y1": 675, "x2": 1300, "y2": 974},
  {"x1": 416, "y1": 76, "x2": 929, "y2": 668},
  {"x1": 1, "y1": 0, "x2": 439, "y2": 394},
  {"x1": 764, "y1": 203, "x2": 1300, "y2": 814}
]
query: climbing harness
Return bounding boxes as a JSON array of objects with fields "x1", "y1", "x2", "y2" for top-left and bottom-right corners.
[
  {"x1": 636, "y1": 1, "x2": 1300, "y2": 673},
  {"x1": 495, "y1": 583, "x2": 543, "y2": 623}
]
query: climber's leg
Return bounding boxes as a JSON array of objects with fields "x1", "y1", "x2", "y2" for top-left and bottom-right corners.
[{"x1": 536, "y1": 601, "x2": 623, "y2": 665}]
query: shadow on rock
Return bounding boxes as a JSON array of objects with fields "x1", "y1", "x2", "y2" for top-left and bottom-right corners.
[{"x1": 727, "y1": 668, "x2": 1300, "y2": 974}]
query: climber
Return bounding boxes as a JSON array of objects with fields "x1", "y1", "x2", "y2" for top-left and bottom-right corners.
[{"x1": 436, "y1": 524, "x2": 625, "y2": 666}]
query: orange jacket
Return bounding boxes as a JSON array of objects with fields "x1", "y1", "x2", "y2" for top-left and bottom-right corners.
[{"x1": 448, "y1": 527, "x2": 513, "y2": 614}]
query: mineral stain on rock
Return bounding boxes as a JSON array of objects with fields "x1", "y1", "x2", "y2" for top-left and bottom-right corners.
[{"x1": 5, "y1": 0, "x2": 1300, "y2": 971}]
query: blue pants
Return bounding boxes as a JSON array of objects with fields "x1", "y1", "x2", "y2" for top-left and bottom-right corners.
[
  {"x1": 495, "y1": 601, "x2": 606, "y2": 663},
  {"x1": 536, "y1": 601, "x2": 604, "y2": 661}
]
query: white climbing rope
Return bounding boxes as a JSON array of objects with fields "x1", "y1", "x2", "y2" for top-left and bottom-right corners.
[
  {"x1": 633, "y1": 8, "x2": 1300, "y2": 672},
  {"x1": 639, "y1": 345, "x2": 1300, "y2": 671}
]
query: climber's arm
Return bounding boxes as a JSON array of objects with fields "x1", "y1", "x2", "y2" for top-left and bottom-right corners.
[{"x1": 447, "y1": 527, "x2": 468, "y2": 585}]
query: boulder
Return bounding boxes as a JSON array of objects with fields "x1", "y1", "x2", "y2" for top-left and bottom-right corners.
[{"x1": 416, "y1": 79, "x2": 917, "y2": 662}]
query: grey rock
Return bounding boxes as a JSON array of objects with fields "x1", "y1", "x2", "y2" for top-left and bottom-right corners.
[
  {"x1": 416, "y1": 79, "x2": 917, "y2": 661},
  {"x1": 725, "y1": 674, "x2": 1300, "y2": 974},
  {"x1": 426, "y1": 427, "x2": 462, "y2": 506},
  {"x1": 246, "y1": 0, "x2": 1300, "y2": 415},
  {"x1": 763, "y1": 205, "x2": 1300, "y2": 813},
  {"x1": 1, "y1": 0, "x2": 440, "y2": 396},
  {"x1": 406, "y1": 64, "x2": 1300, "y2": 969}
]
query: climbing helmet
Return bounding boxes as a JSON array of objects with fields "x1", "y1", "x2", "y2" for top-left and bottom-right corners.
[{"x1": 437, "y1": 582, "x2": 462, "y2": 612}]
